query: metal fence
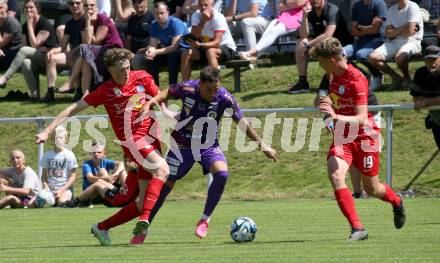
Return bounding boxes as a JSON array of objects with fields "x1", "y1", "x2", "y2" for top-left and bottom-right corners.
[{"x1": 0, "y1": 103, "x2": 438, "y2": 188}]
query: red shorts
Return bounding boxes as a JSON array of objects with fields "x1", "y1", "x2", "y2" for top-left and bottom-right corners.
[
  {"x1": 327, "y1": 137, "x2": 380, "y2": 176},
  {"x1": 122, "y1": 139, "x2": 162, "y2": 180}
]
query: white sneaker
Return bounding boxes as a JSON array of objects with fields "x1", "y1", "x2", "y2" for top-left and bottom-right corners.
[
  {"x1": 369, "y1": 75, "x2": 383, "y2": 91},
  {"x1": 91, "y1": 224, "x2": 111, "y2": 246}
]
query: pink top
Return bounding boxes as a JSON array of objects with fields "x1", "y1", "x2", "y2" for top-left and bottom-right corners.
[{"x1": 276, "y1": 6, "x2": 304, "y2": 31}]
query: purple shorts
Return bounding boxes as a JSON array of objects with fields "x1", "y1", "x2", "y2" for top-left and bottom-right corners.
[{"x1": 166, "y1": 146, "x2": 227, "y2": 181}]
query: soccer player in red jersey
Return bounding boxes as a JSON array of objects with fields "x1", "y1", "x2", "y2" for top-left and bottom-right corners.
[
  {"x1": 35, "y1": 48, "x2": 169, "y2": 245},
  {"x1": 312, "y1": 37, "x2": 406, "y2": 241}
]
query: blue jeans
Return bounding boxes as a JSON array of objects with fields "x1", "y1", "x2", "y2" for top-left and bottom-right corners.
[{"x1": 344, "y1": 38, "x2": 384, "y2": 77}]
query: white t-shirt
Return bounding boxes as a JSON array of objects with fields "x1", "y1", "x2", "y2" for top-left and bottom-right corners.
[
  {"x1": 191, "y1": 9, "x2": 237, "y2": 51},
  {"x1": 40, "y1": 149, "x2": 78, "y2": 191},
  {"x1": 2, "y1": 166, "x2": 41, "y2": 196},
  {"x1": 387, "y1": 1, "x2": 423, "y2": 41}
]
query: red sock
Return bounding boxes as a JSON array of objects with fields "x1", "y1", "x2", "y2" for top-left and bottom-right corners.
[
  {"x1": 335, "y1": 188, "x2": 363, "y2": 229},
  {"x1": 139, "y1": 177, "x2": 164, "y2": 222},
  {"x1": 380, "y1": 184, "x2": 401, "y2": 207},
  {"x1": 98, "y1": 201, "x2": 140, "y2": 231}
]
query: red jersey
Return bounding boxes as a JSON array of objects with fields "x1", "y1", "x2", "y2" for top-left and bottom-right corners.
[
  {"x1": 84, "y1": 71, "x2": 160, "y2": 148},
  {"x1": 329, "y1": 64, "x2": 378, "y2": 138}
]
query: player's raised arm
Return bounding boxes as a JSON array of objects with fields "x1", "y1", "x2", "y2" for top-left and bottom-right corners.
[
  {"x1": 235, "y1": 117, "x2": 277, "y2": 162},
  {"x1": 35, "y1": 99, "x2": 90, "y2": 144}
]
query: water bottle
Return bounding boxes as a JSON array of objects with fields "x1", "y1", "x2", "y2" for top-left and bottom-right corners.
[{"x1": 319, "y1": 89, "x2": 334, "y2": 130}]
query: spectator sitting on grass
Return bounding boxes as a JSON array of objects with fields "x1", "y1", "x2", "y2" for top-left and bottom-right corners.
[
  {"x1": 82, "y1": 142, "x2": 126, "y2": 192},
  {"x1": 38, "y1": 126, "x2": 78, "y2": 207},
  {"x1": 0, "y1": 150, "x2": 41, "y2": 209}
]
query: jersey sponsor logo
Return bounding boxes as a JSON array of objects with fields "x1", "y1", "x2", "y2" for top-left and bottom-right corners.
[
  {"x1": 166, "y1": 156, "x2": 181, "y2": 166},
  {"x1": 182, "y1": 86, "x2": 195, "y2": 92},
  {"x1": 338, "y1": 85, "x2": 345, "y2": 95},
  {"x1": 209, "y1": 102, "x2": 218, "y2": 111},
  {"x1": 136, "y1": 85, "x2": 145, "y2": 93},
  {"x1": 184, "y1": 97, "x2": 196, "y2": 109},
  {"x1": 113, "y1": 88, "x2": 122, "y2": 96},
  {"x1": 128, "y1": 94, "x2": 144, "y2": 110},
  {"x1": 330, "y1": 93, "x2": 341, "y2": 110},
  {"x1": 207, "y1": 111, "x2": 217, "y2": 119},
  {"x1": 364, "y1": 155, "x2": 374, "y2": 170}
]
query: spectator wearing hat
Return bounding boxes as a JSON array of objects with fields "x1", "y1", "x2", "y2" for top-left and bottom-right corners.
[{"x1": 411, "y1": 45, "x2": 440, "y2": 148}]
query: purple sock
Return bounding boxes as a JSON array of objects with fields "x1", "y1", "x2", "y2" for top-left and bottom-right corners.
[
  {"x1": 203, "y1": 171, "x2": 228, "y2": 217},
  {"x1": 148, "y1": 183, "x2": 172, "y2": 223}
]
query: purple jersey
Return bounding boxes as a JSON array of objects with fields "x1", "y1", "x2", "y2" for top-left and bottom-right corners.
[{"x1": 169, "y1": 80, "x2": 244, "y2": 147}]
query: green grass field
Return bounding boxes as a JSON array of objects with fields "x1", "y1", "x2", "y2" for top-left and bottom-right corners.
[
  {"x1": 1, "y1": 62, "x2": 440, "y2": 261},
  {"x1": 1, "y1": 199, "x2": 439, "y2": 262}
]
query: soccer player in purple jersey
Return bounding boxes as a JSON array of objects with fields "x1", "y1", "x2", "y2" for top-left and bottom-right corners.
[{"x1": 138, "y1": 65, "x2": 277, "y2": 239}]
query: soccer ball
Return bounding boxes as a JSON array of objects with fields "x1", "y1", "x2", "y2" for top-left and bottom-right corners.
[
  {"x1": 35, "y1": 190, "x2": 55, "y2": 208},
  {"x1": 230, "y1": 217, "x2": 257, "y2": 242}
]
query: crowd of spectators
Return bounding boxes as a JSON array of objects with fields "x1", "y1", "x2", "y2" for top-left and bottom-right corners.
[
  {"x1": 0, "y1": 126, "x2": 131, "y2": 209},
  {"x1": 0, "y1": 0, "x2": 438, "y2": 100}
]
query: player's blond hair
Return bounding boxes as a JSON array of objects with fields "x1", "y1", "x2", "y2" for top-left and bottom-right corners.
[
  {"x1": 310, "y1": 37, "x2": 345, "y2": 61},
  {"x1": 103, "y1": 48, "x2": 134, "y2": 68}
]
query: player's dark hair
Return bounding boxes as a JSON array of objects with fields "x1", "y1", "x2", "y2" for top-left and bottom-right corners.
[
  {"x1": 200, "y1": 66, "x2": 221, "y2": 83},
  {"x1": 103, "y1": 48, "x2": 134, "y2": 68},
  {"x1": 310, "y1": 37, "x2": 345, "y2": 60}
]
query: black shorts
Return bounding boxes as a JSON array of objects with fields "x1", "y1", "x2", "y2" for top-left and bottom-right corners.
[{"x1": 197, "y1": 45, "x2": 236, "y2": 64}]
